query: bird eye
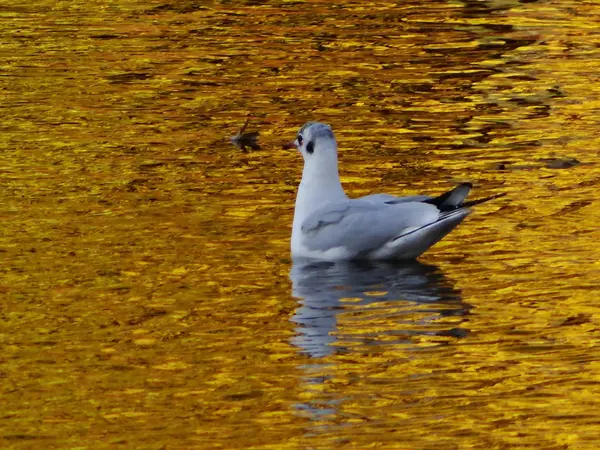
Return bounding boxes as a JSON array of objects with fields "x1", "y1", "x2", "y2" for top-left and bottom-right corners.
[{"x1": 297, "y1": 135, "x2": 303, "y2": 145}]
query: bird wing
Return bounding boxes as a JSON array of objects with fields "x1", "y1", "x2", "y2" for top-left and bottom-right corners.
[
  {"x1": 353, "y1": 193, "x2": 432, "y2": 206},
  {"x1": 300, "y1": 199, "x2": 441, "y2": 256}
]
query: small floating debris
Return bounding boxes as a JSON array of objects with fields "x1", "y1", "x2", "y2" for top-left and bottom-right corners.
[
  {"x1": 230, "y1": 117, "x2": 260, "y2": 151},
  {"x1": 491, "y1": 157, "x2": 581, "y2": 171},
  {"x1": 539, "y1": 157, "x2": 580, "y2": 169}
]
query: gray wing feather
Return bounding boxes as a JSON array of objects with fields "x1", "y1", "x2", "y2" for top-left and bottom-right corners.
[
  {"x1": 301, "y1": 203, "x2": 350, "y2": 234},
  {"x1": 301, "y1": 200, "x2": 440, "y2": 255},
  {"x1": 355, "y1": 193, "x2": 432, "y2": 205}
]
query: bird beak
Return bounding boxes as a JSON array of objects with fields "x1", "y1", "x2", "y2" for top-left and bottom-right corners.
[{"x1": 282, "y1": 140, "x2": 297, "y2": 150}]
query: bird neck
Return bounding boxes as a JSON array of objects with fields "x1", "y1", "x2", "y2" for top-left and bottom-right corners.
[{"x1": 293, "y1": 160, "x2": 346, "y2": 231}]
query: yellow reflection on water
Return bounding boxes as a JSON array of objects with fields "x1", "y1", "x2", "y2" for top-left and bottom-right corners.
[{"x1": 2, "y1": 0, "x2": 600, "y2": 448}]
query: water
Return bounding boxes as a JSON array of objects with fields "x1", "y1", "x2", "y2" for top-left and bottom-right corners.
[{"x1": 2, "y1": 0, "x2": 600, "y2": 448}]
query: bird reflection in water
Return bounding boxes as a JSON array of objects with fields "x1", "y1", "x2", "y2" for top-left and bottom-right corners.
[
  {"x1": 290, "y1": 259, "x2": 469, "y2": 358},
  {"x1": 290, "y1": 259, "x2": 471, "y2": 421}
]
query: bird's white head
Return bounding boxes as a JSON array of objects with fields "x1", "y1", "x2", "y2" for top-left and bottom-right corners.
[{"x1": 285, "y1": 122, "x2": 339, "y2": 174}]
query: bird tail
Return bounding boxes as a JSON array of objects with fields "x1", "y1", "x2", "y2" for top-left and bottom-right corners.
[
  {"x1": 424, "y1": 183, "x2": 505, "y2": 211},
  {"x1": 424, "y1": 182, "x2": 472, "y2": 211}
]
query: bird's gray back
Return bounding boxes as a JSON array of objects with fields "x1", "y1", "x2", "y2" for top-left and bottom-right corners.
[
  {"x1": 300, "y1": 199, "x2": 439, "y2": 256},
  {"x1": 353, "y1": 193, "x2": 432, "y2": 206}
]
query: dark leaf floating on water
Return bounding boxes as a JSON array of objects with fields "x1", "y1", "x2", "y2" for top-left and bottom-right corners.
[
  {"x1": 540, "y1": 157, "x2": 580, "y2": 169},
  {"x1": 492, "y1": 157, "x2": 581, "y2": 171},
  {"x1": 230, "y1": 117, "x2": 260, "y2": 151}
]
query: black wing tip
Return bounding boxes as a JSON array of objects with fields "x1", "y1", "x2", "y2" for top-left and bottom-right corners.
[
  {"x1": 461, "y1": 192, "x2": 506, "y2": 208},
  {"x1": 424, "y1": 183, "x2": 506, "y2": 211},
  {"x1": 424, "y1": 182, "x2": 473, "y2": 210}
]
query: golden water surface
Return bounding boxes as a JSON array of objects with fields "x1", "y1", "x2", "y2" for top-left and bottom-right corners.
[{"x1": 2, "y1": 0, "x2": 600, "y2": 448}]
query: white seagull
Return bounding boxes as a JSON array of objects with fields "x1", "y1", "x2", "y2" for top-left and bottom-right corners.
[{"x1": 284, "y1": 121, "x2": 504, "y2": 261}]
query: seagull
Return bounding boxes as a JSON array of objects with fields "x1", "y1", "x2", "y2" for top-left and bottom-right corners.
[{"x1": 284, "y1": 121, "x2": 504, "y2": 261}]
